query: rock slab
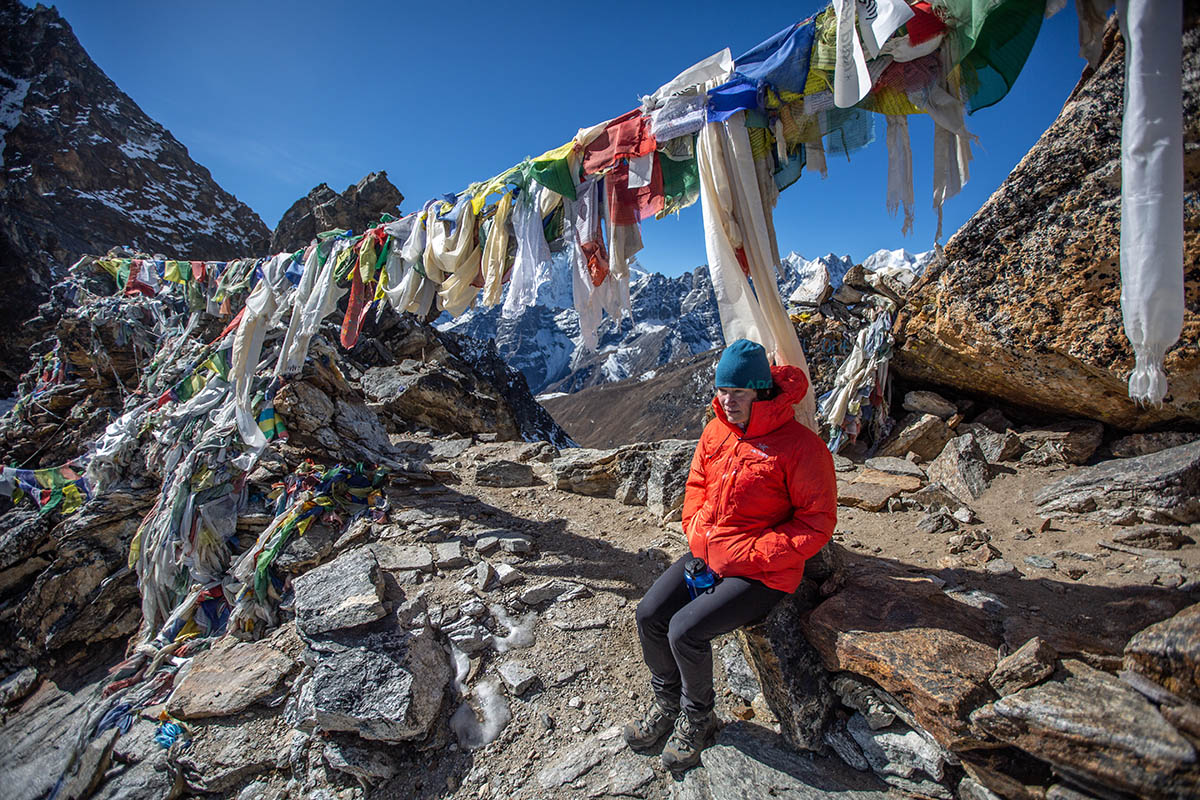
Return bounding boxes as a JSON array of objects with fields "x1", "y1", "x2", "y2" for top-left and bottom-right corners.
[
  {"x1": 293, "y1": 547, "x2": 386, "y2": 636},
  {"x1": 168, "y1": 626, "x2": 300, "y2": 719},
  {"x1": 1035, "y1": 440, "x2": 1200, "y2": 525},
  {"x1": 1124, "y1": 602, "x2": 1200, "y2": 704},
  {"x1": 971, "y1": 660, "x2": 1199, "y2": 800},
  {"x1": 738, "y1": 592, "x2": 836, "y2": 751},
  {"x1": 684, "y1": 721, "x2": 890, "y2": 799},
  {"x1": 803, "y1": 568, "x2": 1001, "y2": 750},
  {"x1": 310, "y1": 629, "x2": 449, "y2": 742}
]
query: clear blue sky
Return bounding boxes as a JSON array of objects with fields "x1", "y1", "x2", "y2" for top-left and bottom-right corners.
[{"x1": 40, "y1": 0, "x2": 1089, "y2": 276}]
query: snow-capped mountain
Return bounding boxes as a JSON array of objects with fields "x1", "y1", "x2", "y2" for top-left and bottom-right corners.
[{"x1": 440, "y1": 246, "x2": 932, "y2": 396}]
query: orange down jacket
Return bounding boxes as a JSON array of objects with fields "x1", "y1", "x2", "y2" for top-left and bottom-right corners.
[{"x1": 681, "y1": 364, "x2": 837, "y2": 593}]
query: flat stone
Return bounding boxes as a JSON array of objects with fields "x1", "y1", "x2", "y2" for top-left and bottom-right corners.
[
  {"x1": 847, "y1": 714, "x2": 951, "y2": 798},
  {"x1": 536, "y1": 727, "x2": 624, "y2": 788},
  {"x1": 926, "y1": 434, "x2": 991, "y2": 502},
  {"x1": 310, "y1": 628, "x2": 449, "y2": 742},
  {"x1": 1110, "y1": 431, "x2": 1200, "y2": 459},
  {"x1": 475, "y1": 560, "x2": 495, "y2": 590},
  {"x1": 519, "y1": 579, "x2": 571, "y2": 605},
  {"x1": 498, "y1": 661, "x2": 537, "y2": 694},
  {"x1": 474, "y1": 535, "x2": 500, "y2": 555},
  {"x1": 697, "y1": 721, "x2": 890, "y2": 798},
  {"x1": 474, "y1": 459, "x2": 535, "y2": 488},
  {"x1": 1037, "y1": 441, "x2": 1200, "y2": 525},
  {"x1": 372, "y1": 542, "x2": 434, "y2": 573},
  {"x1": 903, "y1": 391, "x2": 957, "y2": 419},
  {"x1": 989, "y1": 637, "x2": 1057, "y2": 696},
  {"x1": 803, "y1": 567, "x2": 1002, "y2": 749},
  {"x1": 0, "y1": 667, "x2": 37, "y2": 708},
  {"x1": 168, "y1": 625, "x2": 301, "y2": 719},
  {"x1": 292, "y1": 547, "x2": 386, "y2": 636},
  {"x1": 1025, "y1": 554, "x2": 1056, "y2": 570},
  {"x1": 494, "y1": 563, "x2": 523, "y2": 585},
  {"x1": 1112, "y1": 524, "x2": 1196, "y2": 551},
  {"x1": 853, "y1": 468, "x2": 922, "y2": 492},
  {"x1": 433, "y1": 540, "x2": 468, "y2": 568},
  {"x1": 984, "y1": 559, "x2": 1018, "y2": 576},
  {"x1": 838, "y1": 480, "x2": 902, "y2": 512},
  {"x1": 1124, "y1": 602, "x2": 1200, "y2": 704},
  {"x1": 864, "y1": 457, "x2": 926, "y2": 479},
  {"x1": 323, "y1": 737, "x2": 398, "y2": 783},
  {"x1": 877, "y1": 413, "x2": 954, "y2": 462},
  {"x1": 496, "y1": 532, "x2": 534, "y2": 554},
  {"x1": 833, "y1": 454, "x2": 857, "y2": 472},
  {"x1": 971, "y1": 660, "x2": 1200, "y2": 799}
]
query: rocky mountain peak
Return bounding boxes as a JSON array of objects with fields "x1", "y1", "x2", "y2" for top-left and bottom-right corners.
[
  {"x1": 270, "y1": 171, "x2": 405, "y2": 252},
  {"x1": 0, "y1": 0, "x2": 270, "y2": 389}
]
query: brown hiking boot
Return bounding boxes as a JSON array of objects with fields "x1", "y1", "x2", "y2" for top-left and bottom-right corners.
[
  {"x1": 623, "y1": 700, "x2": 679, "y2": 752},
  {"x1": 661, "y1": 709, "x2": 718, "y2": 774}
]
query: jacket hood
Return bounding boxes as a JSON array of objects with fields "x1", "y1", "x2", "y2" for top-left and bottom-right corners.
[{"x1": 711, "y1": 364, "x2": 810, "y2": 438}]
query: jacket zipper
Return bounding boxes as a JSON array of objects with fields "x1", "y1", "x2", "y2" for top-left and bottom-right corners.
[{"x1": 708, "y1": 434, "x2": 745, "y2": 566}]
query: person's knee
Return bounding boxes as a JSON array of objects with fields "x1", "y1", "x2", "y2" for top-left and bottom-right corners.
[
  {"x1": 666, "y1": 615, "x2": 707, "y2": 655},
  {"x1": 635, "y1": 595, "x2": 669, "y2": 633}
]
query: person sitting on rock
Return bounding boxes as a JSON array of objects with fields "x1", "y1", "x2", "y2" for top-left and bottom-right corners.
[{"x1": 623, "y1": 338, "x2": 837, "y2": 773}]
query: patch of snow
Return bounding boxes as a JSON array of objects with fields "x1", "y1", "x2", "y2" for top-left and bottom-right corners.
[
  {"x1": 119, "y1": 136, "x2": 163, "y2": 160},
  {"x1": 0, "y1": 71, "x2": 31, "y2": 167},
  {"x1": 535, "y1": 391, "x2": 568, "y2": 402}
]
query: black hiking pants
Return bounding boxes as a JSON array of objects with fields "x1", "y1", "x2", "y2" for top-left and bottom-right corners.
[{"x1": 635, "y1": 555, "x2": 787, "y2": 716}]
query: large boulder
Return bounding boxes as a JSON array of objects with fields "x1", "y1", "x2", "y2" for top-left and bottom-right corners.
[
  {"x1": 1035, "y1": 440, "x2": 1200, "y2": 525},
  {"x1": 971, "y1": 660, "x2": 1199, "y2": 800},
  {"x1": 801, "y1": 567, "x2": 1002, "y2": 750},
  {"x1": 309, "y1": 627, "x2": 449, "y2": 742},
  {"x1": 168, "y1": 625, "x2": 302, "y2": 720},
  {"x1": 352, "y1": 311, "x2": 572, "y2": 447},
  {"x1": 893, "y1": 16, "x2": 1200, "y2": 430},
  {"x1": 362, "y1": 361, "x2": 524, "y2": 442}
]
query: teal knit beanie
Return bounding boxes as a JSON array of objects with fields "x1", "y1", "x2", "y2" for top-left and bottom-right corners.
[{"x1": 714, "y1": 339, "x2": 773, "y2": 389}]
